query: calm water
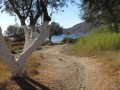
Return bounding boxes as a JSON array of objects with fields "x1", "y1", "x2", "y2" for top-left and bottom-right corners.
[{"x1": 51, "y1": 34, "x2": 81, "y2": 42}]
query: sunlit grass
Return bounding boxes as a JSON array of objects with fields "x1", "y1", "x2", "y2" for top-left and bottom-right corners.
[
  {"x1": 71, "y1": 26, "x2": 120, "y2": 70},
  {"x1": 72, "y1": 26, "x2": 120, "y2": 56}
]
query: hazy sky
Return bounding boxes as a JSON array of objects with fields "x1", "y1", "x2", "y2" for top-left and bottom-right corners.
[{"x1": 0, "y1": 0, "x2": 82, "y2": 33}]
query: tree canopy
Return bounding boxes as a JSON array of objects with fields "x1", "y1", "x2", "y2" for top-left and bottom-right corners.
[
  {"x1": 5, "y1": 24, "x2": 24, "y2": 41},
  {"x1": 49, "y1": 22, "x2": 63, "y2": 43},
  {"x1": 80, "y1": 0, "x2": 120, "y2": 32},
  {"x1": 0, "y1": 0, "x2": 76, "y2": 26}
]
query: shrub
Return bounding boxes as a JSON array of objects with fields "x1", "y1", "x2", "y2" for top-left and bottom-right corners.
[{"x1": 62, "y1": 37, "x2": 77, "y2": 44}]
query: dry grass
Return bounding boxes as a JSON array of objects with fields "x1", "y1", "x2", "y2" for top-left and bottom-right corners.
[
  {"x1": 0, "y1": 52, "x2": 44, "y2": 84},
  {"x1": 6, "y1": 41, "x2": 24, "y2": 53},
  {"x1": 27, "y1": 52, "x2": 44, "y2": 76},
  {"x1": 97, "y1": 51, "x2": 120, "y2": 75},
  {"x1": 0, "y1": 59, "x2": 10, "y2": 83}
]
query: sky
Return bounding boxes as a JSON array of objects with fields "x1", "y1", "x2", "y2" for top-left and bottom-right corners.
[{"x1": 0, "y1": 0, "x2": 83, "y2": 33}]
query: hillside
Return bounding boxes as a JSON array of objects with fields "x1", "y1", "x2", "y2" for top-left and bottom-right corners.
[{"x1": 63, "y1": 22, "x2": 99, "y2": 34}]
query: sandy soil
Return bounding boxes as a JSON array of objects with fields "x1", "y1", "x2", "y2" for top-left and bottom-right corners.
[
  {"x1": 3, "y1": 44, "x2": 120, "y2": 90},
  {"x1": 34, "y1": 44, "x2": 120, "y2": 90}
]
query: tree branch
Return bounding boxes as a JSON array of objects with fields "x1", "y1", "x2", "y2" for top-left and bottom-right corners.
[
  {"x1": 17, "y1": 21, "x2": 50, "y2": 66},
  {"x1": 40, "y1": 0, "x2": 51, "y2": 21},
  {"x1": 34, "y1": 0, "x2": 42, "y2": 23},
  {"x1": 0, "y1": 27, "x2": 18, "y2": 70},
  {"x1": 8, "y1": 0, "x2": 21, "y2": 18},
  {"x1": 25, "y1": 0, "x2": 33, "y2": 19}
]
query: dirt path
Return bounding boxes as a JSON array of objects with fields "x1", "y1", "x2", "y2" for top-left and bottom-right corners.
[{"x1": 34, "y1": 44, "x2": 120, "y2": 90}]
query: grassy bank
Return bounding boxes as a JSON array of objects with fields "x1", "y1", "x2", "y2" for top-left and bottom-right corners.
[
  {"x1": 72, "y1": 26, "x2": 120, "y2": 64},
  {"x1": 0, "y1": 52, "x2": 43, "y2": 84}
]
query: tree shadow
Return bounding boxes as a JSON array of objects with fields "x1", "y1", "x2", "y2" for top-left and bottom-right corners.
[{"x1": 14, "y1": 77, "x2": 51, "y2": 90}]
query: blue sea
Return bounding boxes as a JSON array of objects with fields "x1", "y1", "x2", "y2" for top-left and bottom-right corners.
[{"x1": 51, "y1": 34, "x2": 81, "y2": 42}]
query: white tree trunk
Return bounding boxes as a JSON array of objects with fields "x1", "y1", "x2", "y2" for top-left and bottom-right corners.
[
  {"x1": 0, "y1": 21, "x2": 50, "y2": 78},
  {"x1": 22, "y1": 25, "x2": 39, "y2": 51},
  {"x1": 0, "y1": 27, "x2": 19, "y2": 77}
]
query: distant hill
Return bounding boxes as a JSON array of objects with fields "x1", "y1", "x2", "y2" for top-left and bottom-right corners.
[{"x1": 63, "y1": 22, "x2": 99, "y2": 34}]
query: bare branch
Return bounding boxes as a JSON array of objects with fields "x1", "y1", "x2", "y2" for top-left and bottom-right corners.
[
  {"x1": 25, "y1": 0, "x2": 33, "y2": 19},
  {"x1": 8, "y1": 0, "x2": 21, "y2": 18}
]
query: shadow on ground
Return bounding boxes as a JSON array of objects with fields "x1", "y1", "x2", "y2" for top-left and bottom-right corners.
[{"x1": 13, "y1": 77, "x2": 51, "y2": 90}]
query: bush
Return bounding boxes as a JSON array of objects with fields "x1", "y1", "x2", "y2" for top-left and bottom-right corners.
[{"x1": 62, "y1": 37, "x2": 77, "y2": 44}]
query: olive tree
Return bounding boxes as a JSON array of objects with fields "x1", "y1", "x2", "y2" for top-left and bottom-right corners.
[
  {"x1": 5, "y1": 24, "x2": 24, "y2": 41},
  {"x1": 80, "y1": 0, "x2": 120, "y2": 32},
  {"x1": 49, "y1": 22, "x2": 62, "y2": 43},
  {"x1": 0, "y1": 0, "x2": 76, "y2": 78}
]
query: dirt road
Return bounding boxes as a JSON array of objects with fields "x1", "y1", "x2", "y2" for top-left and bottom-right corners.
[{"x1": 35, "y1": 44, "x2": 120, "y2": 90}]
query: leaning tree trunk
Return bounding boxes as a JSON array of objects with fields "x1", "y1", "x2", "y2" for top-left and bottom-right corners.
[{"x1": 0, "y1": 21, "x2": 50, "y2": 78}]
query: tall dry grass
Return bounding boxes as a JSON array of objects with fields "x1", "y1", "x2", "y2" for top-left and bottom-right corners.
[
  {"x1": 27, "y1": 52, "x2": 44, "y2": 75},
  {"x1": 0, "y1": 58, "x2": 10, "y2": 83},
  {"x1": 6, "y1": 41, "x2": 24, "y2": 53}
]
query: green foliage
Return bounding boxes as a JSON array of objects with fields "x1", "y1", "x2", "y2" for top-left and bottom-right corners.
[
  {"x1": 80, "y1": 0, "x2": 120, "y2": 32},
  {"x1": 62, "y1": 37, "x2": 77, "y2": 44},
  {"x1": 49, "y1": 22, "x2": 63, "y2": 43},
  {"x1": 5, "y1": 24, "x2": 24, "y2": 41},
  {"x1": 49, "y1": 22, "x2": 63, "y2": 36},
  {"x1": 72, "y1": 26, "x2": 120, "y2": 55},
  {"x1": 0, "y1": 0, "x2": 77, "y2": 26}
]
